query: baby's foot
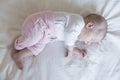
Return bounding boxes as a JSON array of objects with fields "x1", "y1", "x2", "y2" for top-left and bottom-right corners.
[
  {"x1": 16, "y1": 36, "x2": 25, "y2": 44},
  {"x1": 14, "y1": 39, "x2": 25, "y2": 50},
  {"x1": 12, "y1": 53, "x2": 24, "y2": 70}
]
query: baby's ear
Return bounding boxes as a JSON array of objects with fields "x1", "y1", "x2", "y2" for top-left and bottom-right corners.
[{"x1": 86, "y1": 22, "x2": 94, "y2": 29}]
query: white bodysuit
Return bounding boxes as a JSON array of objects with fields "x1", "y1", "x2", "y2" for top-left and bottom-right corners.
[{"x1": 54, "y1": 12, "x2": 85, "y2": 46}]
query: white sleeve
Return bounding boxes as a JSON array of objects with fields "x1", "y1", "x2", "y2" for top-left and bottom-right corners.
[
  {"x1": 65, "y1": 25, "x2": 80, "y2": 46},
  {"x1": 64, "y1": 14, "x2": 84, "y2": 47}
]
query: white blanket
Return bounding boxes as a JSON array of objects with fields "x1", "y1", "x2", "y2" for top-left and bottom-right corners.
[{"x1": 0, "y1": 0, "x2": 120, "y2": 80}]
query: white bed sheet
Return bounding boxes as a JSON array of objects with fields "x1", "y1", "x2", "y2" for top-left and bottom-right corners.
[{"x1": 0, "y1": 0, "x2": 120, "y2": 80}]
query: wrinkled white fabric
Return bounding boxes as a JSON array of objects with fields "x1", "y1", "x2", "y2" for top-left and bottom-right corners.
[
  {"x1": 54, "y1": 12, "x2": 85, "y2": 46},
  {"x1": 0, "y1": 0, "x2": 120, "y2": 80}
]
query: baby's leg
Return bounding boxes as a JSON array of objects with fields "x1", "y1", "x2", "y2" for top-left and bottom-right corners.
[
  {"x1": 15, "y1": 19, "x2": 45, "y2": 50},
  {"x1": 12, "y1": 48, "x2": 33, "y2": 70}
]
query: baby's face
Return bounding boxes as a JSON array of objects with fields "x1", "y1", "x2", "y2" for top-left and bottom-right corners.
[
  {"x1": 78, "y1": 24, "x2": 104, "y2": 45},
  {"x1": 78, "y1": 14, "x2": 107, "y2": 45}
]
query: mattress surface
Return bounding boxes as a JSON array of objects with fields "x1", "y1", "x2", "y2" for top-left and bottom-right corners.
[{"x1": 0, "y1": 0, "x2": 120, "y2": 80}]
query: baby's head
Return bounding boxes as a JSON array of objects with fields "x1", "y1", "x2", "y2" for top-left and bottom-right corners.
[{"x1": 78, "y1": 13, "x2": 107, "y2": 44}]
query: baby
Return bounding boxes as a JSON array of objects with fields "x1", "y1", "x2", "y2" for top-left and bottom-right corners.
[{"x1": 12, "y1": 11, "x2": 107, "y2": 70}]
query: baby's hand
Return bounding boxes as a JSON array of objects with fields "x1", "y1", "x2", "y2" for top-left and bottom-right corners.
[
  {"x1": 80, "y1": 49, "x2": 87, "y2": 57},
  {"x1": 65, "y1": 47, "x2": 87, "y2": 57},
  {"x1": 73, "y1": 47, "x2": 87, "y2": 57},
  {"x1": 65, "y1": 49, "x2": 69, "y2": 57},
  {"x1": 65, "y1": 50, "x2": 68, "y2": 57},
  {"x1": 65, "y1": 49, "x2": 73, "y2": 57}
]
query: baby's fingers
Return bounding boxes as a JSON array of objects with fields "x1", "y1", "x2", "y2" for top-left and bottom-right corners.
[
  {"x1": 65, "y1": 50, "x2": 68, "y2": 57},
  {"x1": 80, "y1": 49, "x2": 87, "y2": 57}
]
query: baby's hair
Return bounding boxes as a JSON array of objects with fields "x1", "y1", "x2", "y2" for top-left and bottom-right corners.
[{"x1": 86, "y1": 13, "x2": 108, "y2": 40}]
